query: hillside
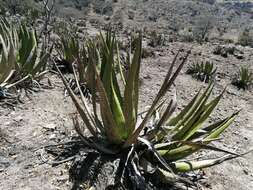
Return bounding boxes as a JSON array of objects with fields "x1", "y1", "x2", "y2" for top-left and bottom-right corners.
[{"x1": 52, "y1": 0, "x2": 253, "y2": 42}]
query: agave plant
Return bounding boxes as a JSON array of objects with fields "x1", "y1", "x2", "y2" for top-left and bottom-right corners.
[
  {"x1": 56, "y1": 32, "x2": 245, "y2": 188},
  {"x1": 0, "y1": 18, "x2": 50, "y2": 91},
  {"x1": 0, "y1": 31, "x2": 15, "y2": 98},
  {"x1": 148, "y1": 31, "x2": 166, "y2": 47},
  {"x1": 17, "y1": 24, "x2": 50, "y2": 78},
  {"x1": 232, "y1": 66, "x2": 253, "y2": 90},
  {"x1": 57, "y1": 31, "x2": 126, "y2": 94},
  {"x1": 56, "y1": 35, "x2": 94, "y2": 99},
  {"x1": 58, "y1": 36, "x2": 78, "y2": 72},
  {"x1": 187, "y1": 60, "x2": 217, "y2": 83}
]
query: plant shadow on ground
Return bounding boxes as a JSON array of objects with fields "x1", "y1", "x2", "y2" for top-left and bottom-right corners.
[{"x1": 46, "y1": 138, "x2": 205, "y2": 190}]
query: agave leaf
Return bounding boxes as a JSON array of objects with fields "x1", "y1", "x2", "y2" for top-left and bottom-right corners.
[
  {"x1": 18, "y1": 25, "x2": 32, "y2": 67},
  {"x1": 176, "y1": 140, "x2": 239, "y2": 156},
  {"x1": 92, "y1": 59, "x2": 123, "y2": 143},
  {"x1": 22, "y1": 44, "x2": 37, "y2": 75},
  {"x1": 54, "y1": 60, "x2": 97, "y2": 137},
  {"x1": 100, "y1": 34, "x2": 126, "y2": 139},
  {"x1": 171, "y1": 156, "x2": 232, "y2": 172},
  {"x1": 72, "y1": 63, "x2": 100, "y2": 133},
  {"x1": 159, "y1": 112, "x2": 238, "y2": 161},
  {"x1": 157, "y1": 92, "x2": 177, "y2": 130},
  {"x1": 168, "y1": 89, "x2": 202, "y2": 127},
  {"x1": 205, "y1": 111, "x2": 239, "y2": 140},
  {"x1": 188, "y1": 117, "x2": 229, "y2": 140},
  {"x1": 0, "y1": 70, "x2": 15, "y2": 87},
  {"x1": 159, "y1": 142, "x2": 222, "y2": 162},
  {"x1": 32, "y1": 51, "x2": 50, "y2": 76},
  {"x1": 172, "y1": 83, "x2": 213, "y2": 132},
  {"x1": 0, "y1": 35, "x2": 8, "y2": 59},
  {"x1": 8, "y1": 32, "x2": 16, "y2": 69},
  {"x1": 180, "y1": 89, "x2": 225, "y2": 141},
  {"x1": 138, "y1": 137, "x2": 174, "y2": 173},
  {"x1": 123, "y1": 35, "x2": 142, "y2": 135},
  {"x1": 171, "y1": 83, "x2": 214, "y2": 140},
  {"x1": 148, "y1": 94, "x2": 177, "y2": 142},
  {"x1": 171, "y1": 148, "x2": 253, "y2": 172},
  {"x1": 116, "y1": 42, "x2": 126, "y2": 85},
  {"x1": 72, "y1": 115, "x2": 116, "y2": 155},
  {"x1": 0, "y1": 32, "x2": 16, "y2": 86},
  {"x1": 86, "y1": 47, "x2": 102, "y2": 130},
  {"x1": 124, "y1": 50, "x2": 190, "y2": 147},
  {"x1": 157, "y1": 168, "x2": 193, "y2": 185}
]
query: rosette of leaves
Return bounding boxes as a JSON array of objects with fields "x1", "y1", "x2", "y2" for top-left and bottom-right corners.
[
  {"x1": 0, "y1": 18, "x2": 50, "y2": 98},
  {"x1": 187, "y1": 61, "x2": 217, "y2": 83},
  {"x1": 232, "y1": 66, "x2": 253, "y2": 90},
  {"x1": 56, "y1": 31, "x2": 247, "y2": 189}
]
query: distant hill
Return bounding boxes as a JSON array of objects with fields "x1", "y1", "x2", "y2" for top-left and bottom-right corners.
[
  {"x1": 53, "y1": 0, "x2": 253, "y2": 31},
  {"x1": 1, "y1": 0, "x2": 252, "y2": 41}
]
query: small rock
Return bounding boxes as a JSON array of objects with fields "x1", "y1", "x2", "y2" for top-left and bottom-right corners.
[
  {"x1": 49, "y1": 134, "x2": 57, "y2": 140},
  {"x1": 144, "y1": 75, "x2": 152, "y2": 79},
  {"x1": 243, "y1": 169, "x2": 249, "y2": 175},
  {"x1": 44, "y1": 124, "x2": 56, "y2": 130},
  {"x1": 234, "y1": 53, "x2": 244, "y2": 59},
  {"x1": 14, "y1": 116, "x2": 23, "y2": 122}
]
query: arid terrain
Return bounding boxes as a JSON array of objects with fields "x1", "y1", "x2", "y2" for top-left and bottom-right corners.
[{"x1": 0, "y1": 0, "x2": 253, "y2": 190}]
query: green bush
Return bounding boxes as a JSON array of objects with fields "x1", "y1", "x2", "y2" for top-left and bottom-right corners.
[
  {"x1": 232, "y1": 66, "x2": 253, "y2": 90},
  {"x1": 187, "y1": 61, "x2": 217, "y2": 83}
]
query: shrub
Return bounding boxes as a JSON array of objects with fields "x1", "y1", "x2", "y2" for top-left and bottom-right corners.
[
  {"x1": 232, "y1": 66, "x2": 253, "y2": 90},
  {"x1": 192, "y1": 15, "x2": 214, "y2": 44},
  {"x1": 186, "y1": 61, "x2": 217, "y2": 83},
  {"x1": 148, "y1": 31, "x2": 165, "y2": 47},
  {"x1": 238, "y1": 29, "x2": 253, "y2": 47},
  {"x1": 0, "y1": 18, "x2": 50, "y2": 91},
  {"x1": 0, "y1": 0, "x2": 41, "y2": 16},
  {"x1": 179, "y1": 28, "x2": 194, "y2": 42}
]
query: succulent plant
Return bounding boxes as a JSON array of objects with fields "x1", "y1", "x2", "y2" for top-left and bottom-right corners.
[
  {"x1": 0, "y1": 18, "x2": 50, "y2": 97},
  {"x1": 57, "y1": 31, "x2": 243, "y2": 188},
  {"x1": 187, "y1": 60, "x2": 217, "y2": 83},
  {"x1": 232, "y1": 66, "x2": 253, "y2": 90}
]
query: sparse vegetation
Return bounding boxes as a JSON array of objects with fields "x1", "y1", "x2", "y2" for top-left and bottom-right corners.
[
  {"x1": 0, "y1": 18, "x2": 50, "y2": 98},
  {"x1": 57, "y1": 36, "x2": 80, "y2": 73},
  {"x1": 148, "y1": 31, "x2": 165, "y2": 47},
  {"x1": 179, "y1": 28, "x2": 194, "y2": 42},
  {"x1": 0, "y1": 0, "x2": 41, "y2": 16},
  {"x1": 238, "y1": 28, "x2": 253, "y2": 47},
  {"x1": 187, "y1": 61, "x2": 217, "y2": 83},
  {"x1": 192, "y1": 15, "x2": 214, "y2": 43},
  {"x1": 232, "y1": 66, "x2": 253, "y2": 90},
  {"x1": 54, "y1": 31, "x2": 245, "y2": 189}
]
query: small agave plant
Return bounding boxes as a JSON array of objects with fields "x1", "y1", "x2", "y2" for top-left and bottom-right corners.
[
  {"x1": 232, "y1": 66, "x2": 253, "y2": 90},
  {"x1": 0, "y1": 18, "x2": 50, "y2": 96},
  {"x1": 0, "y1": 38, "x2": 15, "y2": 98},
  {"x1": 57, "y1": 32, "x2": 126, "y2": 92},
  {"x1": 17, "y1": 24, "x2": 50, "y2": 78},
  {"x1": 187, "y1": 60, "x2": 217, "y2": 83},
  {"x1": 57, "y1": 31, "x2": 244, "y2": 189},
  {"x1": 57, "y1": 36, "x2": 79, "y2": 72}
]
